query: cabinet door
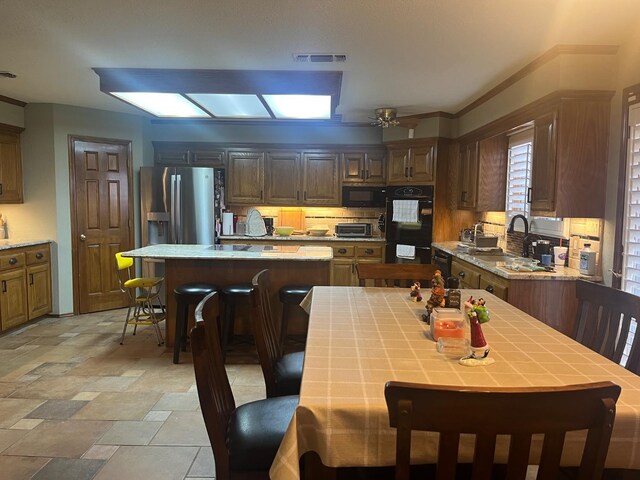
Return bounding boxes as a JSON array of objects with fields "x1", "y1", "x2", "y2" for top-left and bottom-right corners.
[
  {"x1": 266, "y1": 151, "x2": 301, "y2": 205},
  {"x1": 364, "y1": 151, "x2": 386, "y2": 184},
  {"x1": 27, "y1": 263, "x2": 52, "y2": 320},
  {"x1": 302, "y1": 152, "x2": 340, "y2": 205},
  {"x1": 409, "y1": 143, "x2": 436, "y2": 184},
  {"x1": 227, "y1": 150, "x2": 265, "y2": 204},
  {"x1": 155, "y1": 145, "x2": 189, "y2": 165},
  {"x1": 457, "y1": 141, "x2": 479, "y2": 209},
  {"x1": 0, "y1": 131, "x2": 24, "y2": 203},
  {"x1": 531, "y1": 111, "x2": 558, "y2": 212},
  {"x1": 341, "y1": 152, "x2": 366, "y2": 183},
  {"x1": 0, "y1": 269, "x2": 28, "y2": 330},
  {"x1": 476, "y1": 134, "x2": 508, "y2": 212},
  {"x1": 479, "y1": 277, "x2": 508, "y2": 301},
  {"x1": 332, "y1": 259, "x2": 355, "y2": 286},
  {"x1": 451, "y1": 259, "x2": 480, "y2": 289},
  {"x1": 190, "y1": 149, "x2": 226, "y2": 167},
  {"x1": 387, "y1": 148, "x2": 409, "y2": 185}
]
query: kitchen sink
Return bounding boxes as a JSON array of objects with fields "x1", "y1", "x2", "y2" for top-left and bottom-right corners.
[{"x1": 471, "y1": 253, "x2": 519, "y2": 264}]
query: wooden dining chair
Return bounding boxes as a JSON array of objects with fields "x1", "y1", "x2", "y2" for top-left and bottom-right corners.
[
  {"x1": 573, "y1": 279, "x2": 640, "y2": 374},
  {"x1": 385, "y1": 380, "x2": 621, "y2": 480},
  {"x1": 191, "y1": 291, "x2": 298, "y2": 480},
  {"x1": 356, "y1": 263, "x2": 439, "y2": 287},
  {"x1": 251, "y1": 269, "x2": 304, "y2": 398}
]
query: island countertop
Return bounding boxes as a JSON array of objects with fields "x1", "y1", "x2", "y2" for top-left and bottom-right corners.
[{"x1": 122, "y1": 243, "x2": 333, "y2": 261}]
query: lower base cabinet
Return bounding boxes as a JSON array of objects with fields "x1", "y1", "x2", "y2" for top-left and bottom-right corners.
[
  {"x1": 0, "y1": 244, "x2": 52, "y2": 331},
  {"x1": 451, "y1": 258, "x2": 508, "y2": 300}
]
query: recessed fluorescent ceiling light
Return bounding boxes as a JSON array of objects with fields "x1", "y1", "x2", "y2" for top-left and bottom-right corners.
[
  {"x1": 262, "y1": 94, "x2": 331, "y2": 119},
  {"x1": 111, "y1": 92, "x2": 209, "y2": 117},
  {"x1": 187, "y1": 93, "x2": 270, "y2": 118}
]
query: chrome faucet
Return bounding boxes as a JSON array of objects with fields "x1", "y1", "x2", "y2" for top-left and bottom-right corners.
[
  {"x1": 506, "y1": 215, "x2": 530, "y2": 257},
  {"x1": 472, "y1": 222, "x2": 484, "y2": 241}
]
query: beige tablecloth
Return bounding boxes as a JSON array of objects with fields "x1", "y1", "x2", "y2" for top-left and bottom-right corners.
[{"x1": 270, "y1": 287, "x2": 640, "y2": 479}]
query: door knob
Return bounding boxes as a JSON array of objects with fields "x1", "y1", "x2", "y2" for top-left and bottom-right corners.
[{"x1": 80, "y1": 234, "x2": 86, "y2": 241}]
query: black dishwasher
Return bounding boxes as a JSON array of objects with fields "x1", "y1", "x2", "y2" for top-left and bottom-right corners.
[{"x1": 432, "y1": 249, "x2": 452, "y2": 279}]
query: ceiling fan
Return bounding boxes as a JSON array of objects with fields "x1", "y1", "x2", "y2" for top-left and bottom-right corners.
[{"x1": 370, "y1": 107, "x2": 400, "y2": 128}]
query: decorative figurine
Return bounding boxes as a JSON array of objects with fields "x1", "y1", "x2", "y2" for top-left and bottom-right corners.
[
  {"x1": 410, "y1": 281, "x2": 423, "y2": 302},
  {"x1": 426, "y1": 270, "x2": 446, "y2": 313},
  {"x1": 459, "y1": 296, "x2": 495, "y2": 367}
]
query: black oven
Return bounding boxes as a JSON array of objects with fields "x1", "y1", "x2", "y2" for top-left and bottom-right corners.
[{"x1": 341, "y1": 186, "x2": 387, "y2": 208}]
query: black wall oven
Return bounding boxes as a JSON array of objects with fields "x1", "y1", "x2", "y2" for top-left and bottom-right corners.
[{"x1": 385, "y1": 185, "x2": 434, "y2": 264}]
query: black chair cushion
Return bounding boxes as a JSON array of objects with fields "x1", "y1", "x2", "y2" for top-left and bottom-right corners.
[
  {"x1": 174, "y1": 283, "x2": 218, "y2": 303},
  {"x1": 227, "y1": 394, "x2": 298, "y2": 471},
  {"x1": 279, "y1": 285, "x2": 312, "y2": 303},
  {"x1": 221, "y1": 284, "x2": 254, "y2": 298},
  {"x1": 274, "y1": 351, "x2": 304, "y2": 396}
]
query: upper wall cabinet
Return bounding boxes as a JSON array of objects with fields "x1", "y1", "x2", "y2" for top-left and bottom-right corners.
[
  {"x1": 265, "y1": 151, "x2": 301, "y2": 205},
  {"x1": 341, "y1": 149, "x2": 386, "y2": 184},
  {"x1": 227, "y1": 150, "x2": 265, "y2": 204},
  {"x1": 302, "y1": 152, "x2": 340, "y2": 205},
  {"x1": 0, "y1": 125, "x2": 24, "y2": 204},
  {"x1": 456, "y1": 140, "x2": 479, "y2": 209},
  {"x1": 386, "y1": 139, "x2": 436, "y2": 185},
  {"x1": 153, "y1": 142, "x2": 226, "y2": 167}
]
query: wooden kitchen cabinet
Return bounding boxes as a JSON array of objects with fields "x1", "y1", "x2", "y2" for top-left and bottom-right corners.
[
  {"x1": 302, "y1": 152, "x2": 340, "y2": 205},
  {"x1": 451, "y1": 257, "x2": 509, "y2": 300},
  {"x1": 0, "y1": 126, "x2": 24, "y2": 204},
  {"x1": 456, "y1": 140, "x2": 479, "y2": 209},
  {"x1": 265, "y1": 151, "x2": 301, "y2": 205},
  {"x1": 341, "y1": 149, "x2": 386, "y2": 184},
  {"x1": 153, "y1": 142, "x2": 226, "y2": 167},
  {"x1": 0, "y1": 244, "x2": 52, "y2": 331},
  {"x1": 227, "y1": 150, "x2": 265, "y2": 204},
  {"x1": 386, "y1": 140, "x2": 436, "y2": 185}
]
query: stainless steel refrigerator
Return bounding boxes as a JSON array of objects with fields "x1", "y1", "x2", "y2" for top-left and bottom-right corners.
[{"x1": 140, "y1": 166, "x2": 225, "y2": 300}]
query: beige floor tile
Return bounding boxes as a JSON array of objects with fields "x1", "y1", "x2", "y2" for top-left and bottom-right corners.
[
  {"x1": 126, "y1": 369, "x2": 196, "y2": 393},
  {"x1": 93, "y1": 445, "x2": 198, "y2": 480},
  {"x1": 143, "y1": 410, "x2": 171, "y2": 422},
  {"x1": 0, "y1": 382, "x2": 18, "y2": 398},
  {"x1": 229, "y1": 364, "x2": 265, "y2": 386},
  {"x1": 72, "y1": 391, "x2": 162, "y2": 421},
  {"x1": 10, "y1": 418, "x2": 44, "y2": 430},
  {"x1": 231, "y1": 384, "x2": 266, "y2": 406},
  {"x1": 69, "y1": 357, "x2": 141, "y2": 376},
  {"x1": 0, "y1": 455, "x2": 51, "y2": 480},
  {"x1": 97, "y1": 420, "x2": 163, "y2": 446},
  {"x1": 10, "y1": 375, "x2": 93, "y2": 400},
  {"x1": 81, "y1": 444, "x2": 119, "y2": 460},
  {"x1": 150, "y1": 411, "x2": 210, "y2": 446},
  {"x1": 0, "y1": 428, "x2": 29, "y2": 453},
  {"x1": 72, "y1": 391, "x2": 101, "y2": 401},
  {"x1": 152, "y1": 392, "x2": 199, "y2": 411},
  {"x1": 0, "y1": 398, "x2": 44, "y2": 428},
  {"x1": 187, "y1": 446, "x2": 215, "y2": 477},
  {"x1": 5, "y1": 420, "x2": 113, "y2": 458},
  {"x1": 82, "y1": 375, "x2": 138, "y2": 392}
]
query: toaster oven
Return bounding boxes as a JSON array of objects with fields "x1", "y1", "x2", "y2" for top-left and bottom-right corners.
[{"x1": 335, "y1": 223, "x2": 373, "y2": 238}]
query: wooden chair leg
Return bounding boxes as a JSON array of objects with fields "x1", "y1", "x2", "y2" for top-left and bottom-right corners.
[{"x1": 173, "y1": 302, "x2": 188, "y2": 364}]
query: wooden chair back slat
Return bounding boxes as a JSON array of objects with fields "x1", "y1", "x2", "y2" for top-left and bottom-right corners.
[
  {"x1": 506, "y1": 434, "x2": 532, "y2": 479},
  {"x1": 251, "y1": 269, "x2": 284, "y2": 398},
  {"x1": 192, "y1": 292, "x2": 235, "y2": 480},
  {"x1": 357, "y1": 263, "x2": 439, "y2": 288},
  {"x1": 573, "y1": 279, "x2": 640, "y2": 374},
  {"x1": 385, "y1": 381, "x2": 621, "y2": 480}
]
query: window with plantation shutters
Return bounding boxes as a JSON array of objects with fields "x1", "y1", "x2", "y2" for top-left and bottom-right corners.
[
  {"x1": 505, "y1": 129, "x2": 533, "y2": 228},
  {"x1": 622, "y1": 104, "x2": 640, "y2": 297}
]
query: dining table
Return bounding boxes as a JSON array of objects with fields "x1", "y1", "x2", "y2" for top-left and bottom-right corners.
[{"x1": 269, "y1": 287, "x2": 640, "y2": 479}]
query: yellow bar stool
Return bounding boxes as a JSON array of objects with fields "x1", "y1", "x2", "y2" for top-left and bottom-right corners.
[{"x1": 115, "y1": 252, "x2": 165, "y2": 346}]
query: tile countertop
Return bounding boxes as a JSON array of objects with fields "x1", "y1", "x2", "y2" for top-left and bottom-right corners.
[
  {"x1": 432, "y1": 241, "x2": 603, "y2": 281},
  {"x1": 0, "y1": 239, "x2": 52, "y2": 250},
  {"x1": 220, "y1": 234, "x2": 385, "y2": 242},
  {"x1": 121, "y1": 243, "x2": 333, "y2": 261}
]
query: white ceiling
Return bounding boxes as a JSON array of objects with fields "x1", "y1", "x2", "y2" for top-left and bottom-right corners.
[{"x1": 1, "y1": 0, "x2": 638, "y2": 123}]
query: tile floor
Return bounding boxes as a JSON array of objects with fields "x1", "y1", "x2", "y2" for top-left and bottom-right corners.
[{"x1": 0, "y1": 309, "x2": 267, "y2": 480}]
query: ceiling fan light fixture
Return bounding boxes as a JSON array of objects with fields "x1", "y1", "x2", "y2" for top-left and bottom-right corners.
[{"x1": 372, "y1": 107, "x2": 400, "y2": 128}]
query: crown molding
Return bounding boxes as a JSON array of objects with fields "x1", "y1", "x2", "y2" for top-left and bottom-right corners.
[{"x1": 0, "y1": 94, "x2": 27, "y2": 107}]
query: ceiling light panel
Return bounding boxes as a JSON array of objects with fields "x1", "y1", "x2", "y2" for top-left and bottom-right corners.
[
  {"x1": 263, "y1": 95, "x2": 331, "y2": 119},
  {"x1": 111, "y1": 92, "x2": 210, "y2": 117},
  {"x1": 187, "y1": 93, "x2": 271, "y2": 118}
]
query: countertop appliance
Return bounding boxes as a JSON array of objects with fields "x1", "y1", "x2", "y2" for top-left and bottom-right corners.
[
  {"x1": 385, "y1": 185, "x2": 434, "y2": 264},
  {"x1": 341, "y1": 185, "x2": 386, "y2": 208},
  {"x1": 335, "y1": 223, "x2": 373, "y2": 238},
  {"x1": 140, "y1": 166, "x2": 225, "y2": 300}
]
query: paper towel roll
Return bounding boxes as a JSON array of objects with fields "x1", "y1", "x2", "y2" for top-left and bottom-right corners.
[{"x1": 222, "y1": 212, "x2": 234, "y2": 235}]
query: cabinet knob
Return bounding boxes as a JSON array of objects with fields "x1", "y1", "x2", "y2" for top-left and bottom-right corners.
[
  {"x1": 36, "y1": 252, "x2": 44, "y2": 259},
  {"x1": 338, "y1": 248, "x2": 347, "y2": 254},
  {"x1": 8, "y1": 257, "x2": 17, "y2": 265},
  {"x1": 486, "y1": 285, "x2": 494, "y2": 293},
  {"x1": 458, "y1": 271, "x2": 465, "y2": 278},
  {"x1": 409, "y1": 166, "x2": 413, "y2": 177},
  {"x1": 365, "y1": 248, "x2": 374, "y2": 255}
]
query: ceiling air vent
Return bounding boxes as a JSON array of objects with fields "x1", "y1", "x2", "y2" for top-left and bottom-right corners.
[{"x1": 293, "y1": 53, "x2": 347, "y2": 63}]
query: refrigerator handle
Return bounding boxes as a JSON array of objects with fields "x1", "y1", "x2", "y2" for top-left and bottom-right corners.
[
  {"x1": 176, "y1": 174, "x2": 182, "y2": 244},
  {"x1": 170, "y1": 174, "x2": 177, "y2": 244}
]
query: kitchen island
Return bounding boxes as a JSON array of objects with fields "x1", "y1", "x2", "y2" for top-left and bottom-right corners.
[
  {"x1": 122, "y1": 244, "x2": 333, "y2": 347},
  {"x1": 432, "y1": 241, "x2": 600, "y2": 335}
]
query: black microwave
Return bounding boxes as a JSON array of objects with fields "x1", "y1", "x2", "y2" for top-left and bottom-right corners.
[{"x1": 342, "y1": 186, "x2": 386, "y2": 208}]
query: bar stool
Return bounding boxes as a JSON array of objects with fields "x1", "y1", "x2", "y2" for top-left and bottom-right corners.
[
  {"x1": 173, "y1": 282, "x2": 219, "y2": 364},
  {"x1": 220, "y1": 284, "x2": 254, "y2": 356},
  {"x1": 278, "y1": 285, "x2": 312, "y2": 349}
]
